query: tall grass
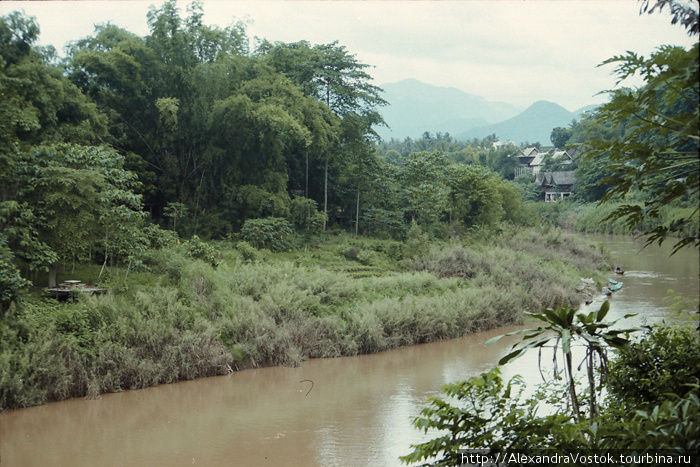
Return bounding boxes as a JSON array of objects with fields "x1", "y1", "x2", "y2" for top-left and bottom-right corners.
[
  {"x1": 526, "y1": 200, "x2": 699, "y2": 239},
  {"x1": 0, "y1": 228, "x2": 607, "y2": 410}
]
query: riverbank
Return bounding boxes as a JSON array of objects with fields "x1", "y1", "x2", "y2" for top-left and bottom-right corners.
[
  {"x1": 0, "y1": 227, "x2": 608, "y2": 410},
  {"x1": 527, "y1": 200, "x2": 699, "y2": 238}
]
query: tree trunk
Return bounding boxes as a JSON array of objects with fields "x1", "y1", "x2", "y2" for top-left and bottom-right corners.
[
  {"x1": 48, "y1": 266, "x2": 58, "y2": 288},
  {"x1": 99, "y1": 235, "x2": 109, "y2": 280},
  {"x1": 323, "y1": 154, "x2": 328, "y2": 231},
  {"x1": 355, "y1": 182, "x2": 360, "y2": 236},
  {"x1": 193, "y1": 169, "x2": 205, "y2": 236},
  {"x1": 305, "y1": 150, "x2": 309, "y2": 198},
  {"x1": 565, "y1": 350, "x2": 581, "y2": 422},
  {"x1": 587, "y1": 350, "x2": 598, "y2": 420}
]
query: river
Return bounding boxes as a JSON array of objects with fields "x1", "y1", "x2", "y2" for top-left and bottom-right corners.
[{"x1": 1, "y1": 235, "x2": 697, "y2": 466}]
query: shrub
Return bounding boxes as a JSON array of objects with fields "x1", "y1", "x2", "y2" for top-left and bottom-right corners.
[
  {"x1": 344, "y1": 247, "x2": 360, "y2": 261},
  {"x1": 403, "y1": 221, "x2": 430, "y2": 259},
  {"x1": 287, "y1": 196, "x2": 326, "y2": 233},
  {"x1": 236, "y1": 241, "x2": 260, "y2": 262},
  {"x1": 607, "y1": 325, "x2": 700, "y2": 409},
  {"x1": 143, "y1": 223, "x2": 179, "y2": 249},
  {"x1": 183, "y1": 235, "x2": 221, "y2": 267},
  {"x1": 0, "y1": 238, "x2": 28, "y2": 312},
  {"x1": 356, "y1": 249, "x2": 376, "y2": 266},
  {"x1": 361, "y1": 208, "x2": 405, "y2": 239},
  {"x1": 240, "y1": 217, "x2": 293, "y2": 251}
]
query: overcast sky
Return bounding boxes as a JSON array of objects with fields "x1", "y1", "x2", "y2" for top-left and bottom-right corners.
[{"x1": 2, "y1": 1, "x2": 697, "y2": 111}]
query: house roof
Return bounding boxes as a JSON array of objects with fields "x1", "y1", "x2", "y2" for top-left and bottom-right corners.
[
  {"x1": 522, "y1": 147, "x2": 538, "y2": 157},
  {"x1": 530, "y1": 153, "x2": 545, "y2": 166},
  {"x1": 551, "y1": 150, "x2": 573, "y2": 164},
  {"x1": 566, "y1": 147, "x2": 579, "y2": 158},
  {"x1": 535, "y1": 171, "x2": 576, "y2": 186}
]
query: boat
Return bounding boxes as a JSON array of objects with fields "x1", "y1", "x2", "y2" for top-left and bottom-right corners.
[
  {"x1": 609, "y1": 282, "x2": 623, "y2": 292},
  {"x1": 608, "y1": 278, "x2": 620, "y2": 285},
  {"x1": 614, "y1": 267, "x2": 625, "y2": 275}
]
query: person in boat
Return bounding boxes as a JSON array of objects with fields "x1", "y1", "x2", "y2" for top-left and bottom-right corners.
[{"x1": 614, "y1": 266, "x2": 624, "y2": 274}]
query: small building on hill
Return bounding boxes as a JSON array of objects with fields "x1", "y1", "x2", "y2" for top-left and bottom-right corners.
[
  {"x1": 535, "y1": 171, "x2": 576, "y2": 202},
  {"x1": 513, "y1": 147, "x2": 576, "y2": 177}
]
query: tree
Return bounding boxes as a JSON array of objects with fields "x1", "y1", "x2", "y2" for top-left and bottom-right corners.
[
  {"x1": 582, "y1": 3, "x2": 699, "y2": 251},
  {"x1": 491, "y1": 302, "x2": 637, "y2": 422},
  {"x1": 0, "y1": 230, "x2": 30, "y2": 313},
  {"x1": 446, "y1": 164, "x2": 504, "y2": 228},
  {"x1": 6, "y1": 145, "x2": 143, "y2": 287},
  {"x1": 550, "y1": 126, "x2": 572, "y2": 148},
  {"x1": 400, "y1": 151, "x2": 449, "y2": 226},
  {"x1": 261, "y1": 40, "x2": 386, "y2": 229}
]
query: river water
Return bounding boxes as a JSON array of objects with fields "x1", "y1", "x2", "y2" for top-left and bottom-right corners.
[{"x1": 1, "y1": 236, "x2": 697, "y2": 466}]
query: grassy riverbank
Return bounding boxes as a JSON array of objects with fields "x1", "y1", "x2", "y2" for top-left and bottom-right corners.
[
  {"x1": 0, "y1": 227, "x2": 607, "y2": 410},
  {"x1": 527, "y1": 200, "x2": 699, "y2": 238}
]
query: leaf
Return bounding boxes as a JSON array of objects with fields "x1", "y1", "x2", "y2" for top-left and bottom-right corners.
[
  {"x1": 485, "y1": 328, "x2": 534, "y2": 346},
  {"x1": 597, "y1": 300, "x2": 610, "y2": 321},
  {"x1": 498, "y1": 348, "x2": 527, "y2": 366},
  {"x1": 561, "y1": 329, "x2": 572, "y2": 355}
]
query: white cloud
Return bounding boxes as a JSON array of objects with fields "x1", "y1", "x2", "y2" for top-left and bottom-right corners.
[{"x1": 1, "y1": 0, "x2": 696, "y2": 110}]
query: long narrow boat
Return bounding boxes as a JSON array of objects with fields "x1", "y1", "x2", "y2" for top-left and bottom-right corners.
[{"x1": 609, "y1": 281, "x2": 623, "y2": 292}]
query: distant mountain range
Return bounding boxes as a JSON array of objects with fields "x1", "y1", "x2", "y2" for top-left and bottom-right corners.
[
  {"x1": 376, "y1": 79, "x2": 522, "y2": 140},
  {"x1": 456, "y1": 100, "x2": 594, "y2": 144},
  {"x1": 377, "y1": 79, "x2": 597, "y2": 144}
]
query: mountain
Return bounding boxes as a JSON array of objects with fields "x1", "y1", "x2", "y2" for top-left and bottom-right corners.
[
  {"x1": 456, "y1": 101, "x2": 577, "y2": 144},
  {"x1": 377, "y1": 79, "x2": 522, "y2": 140}
]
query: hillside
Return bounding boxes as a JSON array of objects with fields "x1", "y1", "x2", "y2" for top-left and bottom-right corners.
[
  {"x1": 377, "y1": 79, "x2": 522, "y2": 140},
  {"x1": 456, "y1": 100, "x2": 579, "y2": 144}
]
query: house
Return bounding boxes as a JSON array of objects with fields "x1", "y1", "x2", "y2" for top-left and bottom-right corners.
[
  {"x1": 513, "y1": 147, "x2": 575, "y2": 177},
  {"x1": 534, "y1": 171, "x2": 576, "y2": 202},
  {"x1": 514, "y1": 147, "x2": 538, "y2": 176}
]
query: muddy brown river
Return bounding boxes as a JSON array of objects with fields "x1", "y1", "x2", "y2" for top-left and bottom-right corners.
[{"x1": 1, "y1": 235, "x2": 698, "y2": 466}]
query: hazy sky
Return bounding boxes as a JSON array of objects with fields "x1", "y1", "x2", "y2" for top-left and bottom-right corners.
[{"x1": 2, "y1": 1, "x2": 697, "y2": 111}]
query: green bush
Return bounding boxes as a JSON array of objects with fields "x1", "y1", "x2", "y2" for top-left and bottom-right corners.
[
  {"x1": 608, "y1": 325, "x2": 700, "y2": 409},
  {"x1": 183, "y1": 235, "x2": 221, "y2": 267},
  {"x1": 403, "y1": 322, "x2": 700, "y2": 464},
  {"x1": 361, "y1": 208, "x2": 405, "y2": 239},
  {"x1": 240, "y1": 217, "x2": 293, "y2": 251},
  {"x1": 143, "y1": 223, "x2": 179, "y2": 249},
  {"x1": 287, "y1": 196, "x2": 326, "y2": 232},
  {"x1": 403, "y1": 221, "x2": 431, "y2": 259},
  {"x1": 356, "y1": 249, "x2": 376, "y2": 266},
  {"x1": 235, "y1": 241, "x2": 260, "y2": 262},
  {"x1": 0, "y1": 238, "x2": 29, "y2": 312},
  {"x1": 0, "y1": 227, "x2": 608, "y2": 410}
]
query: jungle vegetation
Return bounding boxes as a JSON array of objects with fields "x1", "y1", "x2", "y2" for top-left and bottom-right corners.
[{"x1": 0, "y1": 3, "x2": 697, "y2": 443}]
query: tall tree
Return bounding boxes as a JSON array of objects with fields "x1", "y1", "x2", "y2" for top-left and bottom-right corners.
[
  {"x1": 582, "y1": 1, "x2": 699, "y2": 251},
  {"x1": 261, "y1": 40, "x2": 386, "y2": 228}
]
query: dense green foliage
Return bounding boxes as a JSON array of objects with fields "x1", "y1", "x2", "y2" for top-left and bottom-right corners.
[
  {"x1": 402, "y1": 4, "x2": 700, "y2": 464},
  {"x1": 608, "y1": 325, "x2": 700, "y2": 410},
  {"x1": 0, "y1": 4, "x2": 697, "y2": 445},
  {"x1": 0, "y1": 5, "x2": 535, "y2": 305},
  {"x1": 403, "y1": 313, "x2": 699, "y2": 465},
  {"x1": 581, "y1": 41, "x2": 699, "y2": 252},
  {"x1": 525, "y1": 199, "x2": 699, "y2": 239},
  {"x1": 378, "y1": 132, "x2": 519, "y2": 179},
  {"x1": 0, "y1": 228, "x2": 605, "y2": 410},
  {"x1": 240, "y1": 217, "x2": 294, "y2": 251}
]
